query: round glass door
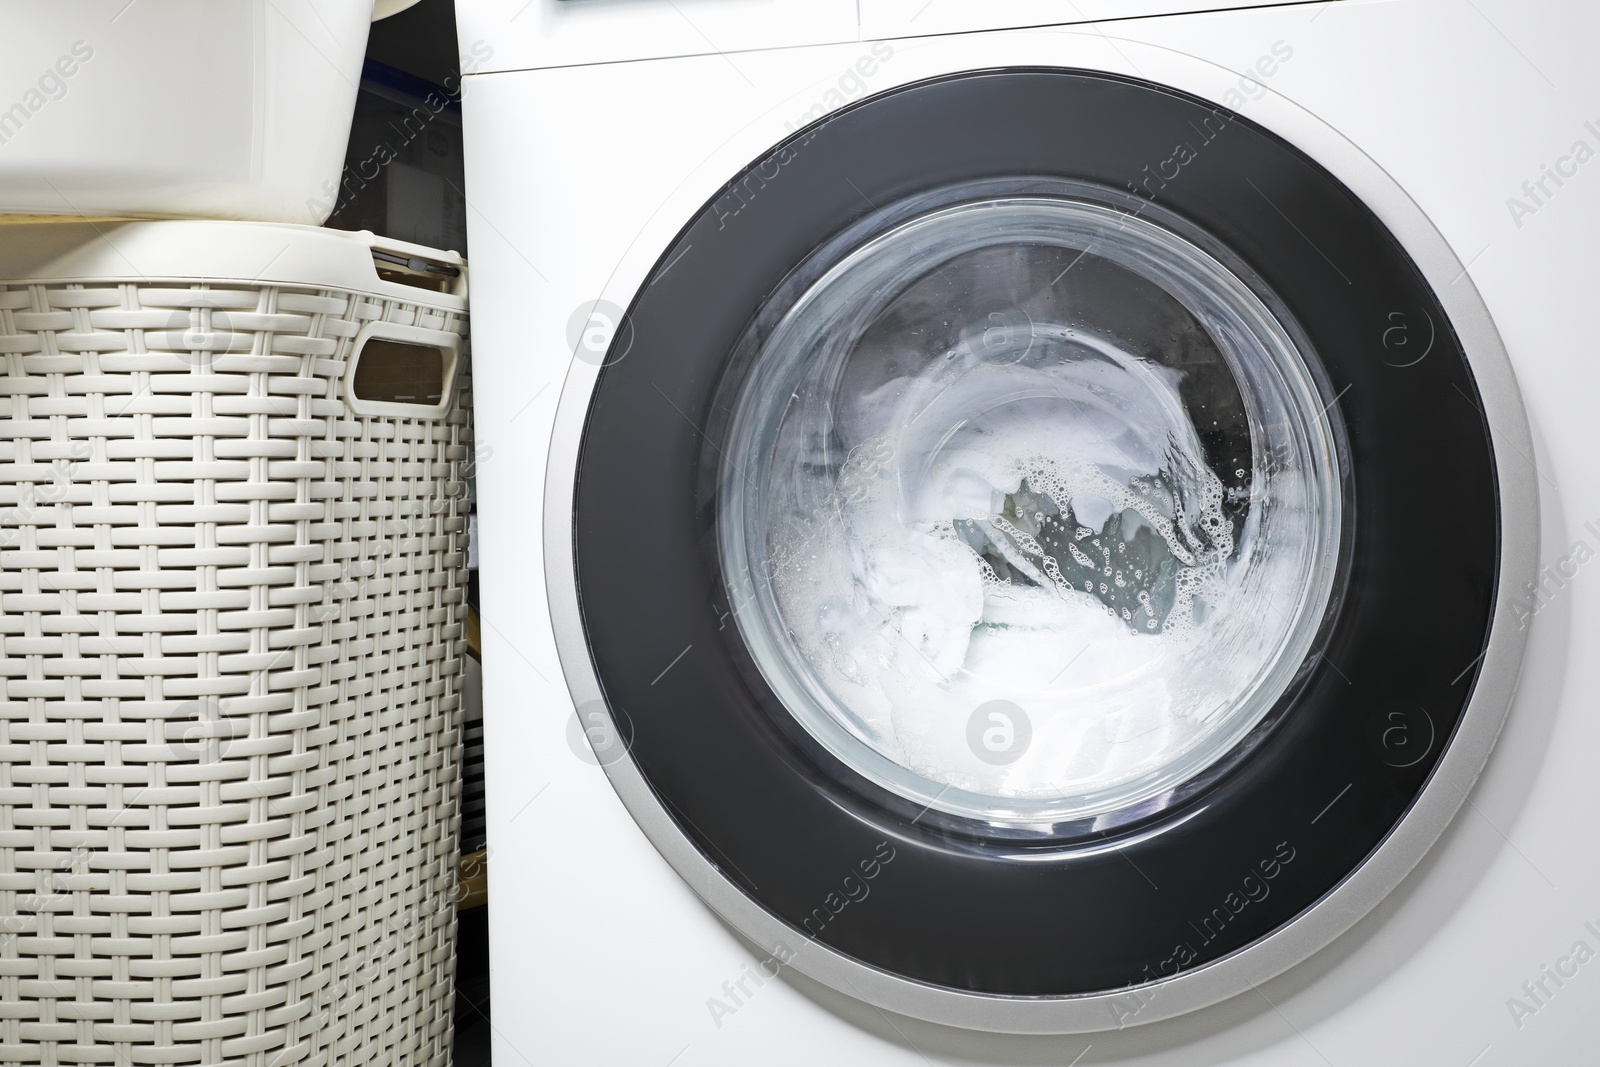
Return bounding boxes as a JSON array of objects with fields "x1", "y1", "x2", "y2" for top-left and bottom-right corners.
[{"x1": 718, "y1": 189, "x2": 1344, "y2": 828}]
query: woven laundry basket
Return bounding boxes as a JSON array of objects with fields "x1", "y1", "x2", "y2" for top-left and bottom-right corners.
[{"x1": 0, "y1": 222, "x2": 471, "y2": 1067}]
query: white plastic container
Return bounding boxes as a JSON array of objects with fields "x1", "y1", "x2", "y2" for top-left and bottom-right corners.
[{"x1": 0, "y1": 0, "x2": 373, "y2": 224}]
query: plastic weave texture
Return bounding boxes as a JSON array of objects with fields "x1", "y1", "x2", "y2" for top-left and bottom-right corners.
[{"x1": 0, "y1": 272, "x2": 470, "y2": 1065}]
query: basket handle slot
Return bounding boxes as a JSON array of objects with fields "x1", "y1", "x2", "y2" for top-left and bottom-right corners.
[
  {"x1": 372, "y1": 248, "x2": 462, "y2": 292},
  {"x1": 345, "y1": 321, "x2": 460, "y2": 419},
  {"x1": 367, "y1": 235, "x2": 466, "y2": 295}
]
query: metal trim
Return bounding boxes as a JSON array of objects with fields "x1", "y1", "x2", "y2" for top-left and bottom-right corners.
[{"x1": 542, "y1": 48, "x2": 1537, "y2": 1035}]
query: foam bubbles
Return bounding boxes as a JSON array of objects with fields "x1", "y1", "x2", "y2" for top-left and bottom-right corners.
[{"x1": 763, "y1": 324, "x2": 1271, "y2": 803}]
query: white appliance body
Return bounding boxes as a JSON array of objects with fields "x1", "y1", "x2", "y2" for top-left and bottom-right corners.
[{"x1": 460, "y1": 2, "x2": 1599, "y2": 1063}]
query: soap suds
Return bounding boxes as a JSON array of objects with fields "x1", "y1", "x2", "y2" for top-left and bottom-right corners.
[{"x1": 761, "y1": 324, "x2": 1284, "y2": 804}]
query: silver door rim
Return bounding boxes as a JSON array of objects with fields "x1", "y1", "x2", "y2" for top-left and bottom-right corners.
[{"x1": 540, "y1": 68, "x2": 1537, "y2": 1035}]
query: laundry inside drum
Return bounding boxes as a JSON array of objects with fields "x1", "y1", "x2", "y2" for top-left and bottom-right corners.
[{"x1": 718, "y1": 196, "x2": 1344, "y2": 828}]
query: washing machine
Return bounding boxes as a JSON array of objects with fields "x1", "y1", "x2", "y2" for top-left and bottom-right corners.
[{"x1": 455, "y1": 1, "x2": 1598, "y2": 1062}]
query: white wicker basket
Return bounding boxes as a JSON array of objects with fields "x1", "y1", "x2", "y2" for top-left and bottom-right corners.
[{"x1": 0, "y1": 222, "x2": 471, "y2": 1066}]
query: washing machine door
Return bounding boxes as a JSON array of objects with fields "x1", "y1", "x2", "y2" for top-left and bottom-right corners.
[{"x1": 549, "y1": 70, "x2": 1534, "y2": 1033}]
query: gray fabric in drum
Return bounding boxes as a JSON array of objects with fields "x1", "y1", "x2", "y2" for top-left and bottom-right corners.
[{"x1": 0, "y1": 274, "x2": 470, "y2": 1065}]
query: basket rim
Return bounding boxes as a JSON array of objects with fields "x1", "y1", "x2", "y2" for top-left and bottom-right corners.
[{"x1": 0, "y1": 220, "x2": 467, "y2": 311}]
